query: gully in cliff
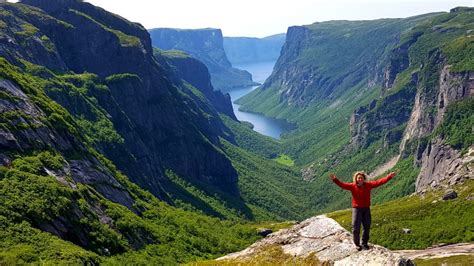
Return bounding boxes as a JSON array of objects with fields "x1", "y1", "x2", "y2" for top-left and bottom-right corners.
[{"x1": 329, "y1": 171, "x2": 397, "y2": 251}]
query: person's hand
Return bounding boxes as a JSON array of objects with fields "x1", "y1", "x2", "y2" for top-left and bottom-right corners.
[
  {"x1": 329, "y1": 173, "x2": 337, "y2": 181},
  {"x1": 388, "y1": 172, "x2": 397, "y2": 178}
]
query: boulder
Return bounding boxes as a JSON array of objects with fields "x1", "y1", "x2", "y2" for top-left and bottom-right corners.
[
  {"x1": 442, "y1": 189, "x2": 458, "y2": 200},
  {"x1": 257, "y1": 228, "x2": 273, "y2": 237}
]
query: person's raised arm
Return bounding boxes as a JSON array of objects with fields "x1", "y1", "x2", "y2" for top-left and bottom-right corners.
[
  {"x1": 367, "y1": 172, "x2": 396, "y2": 188},
  {"x1": 329, "y1": 173, "x2": 353, "y2": 190}
]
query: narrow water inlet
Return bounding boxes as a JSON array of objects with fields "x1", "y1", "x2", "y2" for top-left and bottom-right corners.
[{"x1": 221, "y1": 61, "x2": 295, "y2": 139}]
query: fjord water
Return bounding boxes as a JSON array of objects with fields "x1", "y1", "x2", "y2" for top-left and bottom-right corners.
[{"x1": 222, "y1": 61, "x2": 294, "y2": 139}]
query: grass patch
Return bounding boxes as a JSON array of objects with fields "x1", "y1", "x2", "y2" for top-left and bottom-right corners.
[
  {"x1": 273, "y1": 154, "x2": 295, "y2": 167},
  {"x1": 191, "y1": 245, "x2": 321, "y2": 266},
  {"x1": 414, "y1": 254, "x2": 474, "y2": 265}
]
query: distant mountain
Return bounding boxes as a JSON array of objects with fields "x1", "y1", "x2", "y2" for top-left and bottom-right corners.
[
  {"x1": 223, "y1": 33, "x2": 286, "y2": 65},
  {"x1": 148, "y1": 28, "x2": 258, "y2": 90}
]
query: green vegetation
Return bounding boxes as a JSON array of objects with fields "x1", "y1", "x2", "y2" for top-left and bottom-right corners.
[
  {"x1": 220, "y1": 139, "x2": 311, "y2": 220},
  {"x1": 273, "y1": 154, "x2": 295, "y2": 166},
  {"x1": 105, "y1": 73, "x2": 142, "y2": 84},
  {"x1": 328, "y1": 180, "x2": 474, "y2": 250},
  {"x1": 435, "y1": 97, "x2": 474, "y2": 151},
  {"x1": 414, "y1": 254, "x2": 474, "y2": 266},
  {"x1": 16, "y1": 22, "x2": 39, "y2": 37},
  {"x1": 154, "y1": 48, "x2": 192, "y2": 59},
  {"x1": 0, "y1": 220, "x2": 100, "y2": 264}
]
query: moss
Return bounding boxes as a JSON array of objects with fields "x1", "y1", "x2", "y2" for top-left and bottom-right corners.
[
  {"x1": 105, "y1": 73, "x2": 141, "y2": 84},
  {"x1": 156, "y1": 48, "x2": 192, "y2": 59},
  {"x1": 39, "y1": 35, "x2": 56, "y2": 53},
  {"x1": 16, "y1": 23, "x2": 39, "y2": 37}
]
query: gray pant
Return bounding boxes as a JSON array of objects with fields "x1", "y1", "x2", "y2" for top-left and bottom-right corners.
[{"x1": 352, "y1": 207, "x2": 371, "y2": 246}]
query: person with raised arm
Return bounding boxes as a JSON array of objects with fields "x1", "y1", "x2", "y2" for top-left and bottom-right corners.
[{"x1": 329, "y1": 171, "x2": 396, "y2": 251}]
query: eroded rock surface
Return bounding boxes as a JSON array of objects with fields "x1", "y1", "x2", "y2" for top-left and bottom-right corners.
[
  {"x1": 417, "y1": 143, "x2": 474, "y2": 192},
  {"x1": 218, "y1": 215, "x2": 412, "y2": 265}
]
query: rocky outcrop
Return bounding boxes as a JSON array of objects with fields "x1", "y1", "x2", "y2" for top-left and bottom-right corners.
[
  {"x1": 0, "y1": 74, "x2": 147, "y2": 251},
  {"x1": 218, "y1": 215, "x2": 412, "y2": 265},
  {"x1": 0, "y1": 79, "x2": 77, "y2": 152},
  {"x1": 400, "y1": 64, "x2": 473, "y2": 152},
  {"x1": 0, "y1": 77, "x2": 135, "y2": 206},
  {"x1": 223, "y1": 33, "x2": 286, "y2": 65},
  {"x1": 149, "y1": 28, "x2": 257, "y2": 90},
  {"x1": 382, "y1": 32, "x2": 422, "y2": 89},
  {"x1": 349, "y1": 72, "x2": 417, "y2": 149},
  {"x1": 416, "y1": 141, "x2": 473, "y2": 192}
]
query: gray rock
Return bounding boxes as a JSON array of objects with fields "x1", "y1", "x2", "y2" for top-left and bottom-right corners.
[
  {"x1": 257, "y1": 228, "x2": 273, "y2": 237},
  {"x1": 416, "y1": 141, "x2": 473, "y2": 192},
  {"x1": 442, "y1": 189, "x2": 457, "y2": 200},
  {"x1": 70, "y1": 160, "x2": 136, "y2": 211},
  {"x1": 218, "y1": 215, "x2": 411, "y2": 265}
]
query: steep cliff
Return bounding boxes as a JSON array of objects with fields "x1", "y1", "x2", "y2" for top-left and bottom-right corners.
[
  {"x1": 154, "y1": 48, "x2": 236, "y2": 119},
  {"x1": 350, "y1": 8, "x2": 474, "y2": 193},
  {"x1": 11, "y1": 0, "x2": 245, "y2": 202},
  {"x1": 149, "y1": 28, "x2": 258, "y2": 90},
  {"x1": 223, "y1": 33, "x2": 286, "y2": 65}
]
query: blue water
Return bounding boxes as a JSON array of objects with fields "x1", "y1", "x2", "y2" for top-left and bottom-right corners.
[{"x1": 222, "y1": 61, "x2": 294, "y2": 139}]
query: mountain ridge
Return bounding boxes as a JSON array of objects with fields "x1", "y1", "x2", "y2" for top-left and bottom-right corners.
[{"x1": 149, "y1": 27, "x2": 258, "y2": 90}]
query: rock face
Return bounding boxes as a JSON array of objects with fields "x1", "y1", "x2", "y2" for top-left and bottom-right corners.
[
  {"x1": 159, "y1": 50, "x2": 236, "y2": 119},
  {"x1": 0, "y1": 75, "x2": 138, "y2": 250},
  {"x1": 218, "y1": 215, "x2": 412, "y2": 265},
  {"x1": 416, "y1": 143, "x2": 474, "y2": 192},
  {"x1": 256, "y1": 18, "x2": 424, "y2": 108},
  {"x1": 400, "y1": 65, "x2": 473, "y2": 153},
  {"x1": 223, "y1": 33, "x2": 286, "y2": 65},
  {"x1": 149, "y1": 28, "x2": 257, "y2": 90}
]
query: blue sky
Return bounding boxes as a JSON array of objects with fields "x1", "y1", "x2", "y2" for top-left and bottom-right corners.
[{"x1": 15, "y1": 0, "x2": 474, "y2": 37}]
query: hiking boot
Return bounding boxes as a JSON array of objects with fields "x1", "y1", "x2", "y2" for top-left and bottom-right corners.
[
  {"x1": 355, "y1": 245, "x2": 362, "y2": 251},
  {"x1": 362, "y1": 244, "x2": 370, "y2": 250}
]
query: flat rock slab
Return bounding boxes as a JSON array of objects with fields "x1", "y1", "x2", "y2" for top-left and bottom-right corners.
[
  {"x1": 394, "y1": 243, "x2": 474, "y2": 260},
  {"x1": 218, "y1": 215, "x2": 411, "y2": 265}
]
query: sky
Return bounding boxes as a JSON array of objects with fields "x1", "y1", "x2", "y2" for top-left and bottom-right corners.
[{"x1": 13, "y1": 0, "x2": 474, "y2": 37}]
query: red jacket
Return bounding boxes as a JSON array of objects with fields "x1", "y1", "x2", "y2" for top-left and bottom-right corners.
[{"x1": 333, "y1": 173, "x2": 395, "y2": 208}]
